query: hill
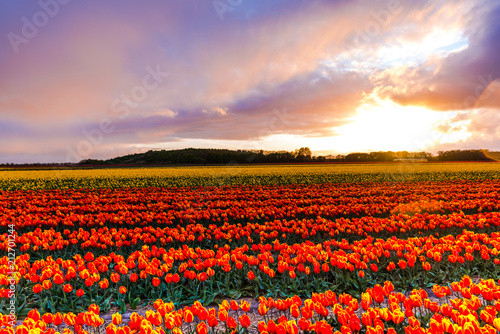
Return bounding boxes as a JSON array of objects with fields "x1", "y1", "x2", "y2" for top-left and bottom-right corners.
[{"x1": 79, "y1": 148, "x2": 314, "y2": 165}]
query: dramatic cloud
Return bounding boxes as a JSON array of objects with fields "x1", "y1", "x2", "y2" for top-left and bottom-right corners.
[
  {"x1": 0, "y1": 0, "x2": 498, "y2": 163},
  {"x1": 373, "y1": 1, "x2": 500, "y2": 111}
]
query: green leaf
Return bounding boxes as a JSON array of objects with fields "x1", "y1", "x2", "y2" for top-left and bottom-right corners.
[
  {"x1": 131, "y1": 297, "x2": 141, "y2": 309},
  {"x1": 101, "y1": 296, "x2": 112, "y2": 312},
  {"x1": 227, "y1": 290, "x2": 242, "y2": 299},
  {"x1": 116, "y1": 299, "x2": 126, "y2": 314},
  {"x1": 204, "y1": 294, "x2": 215, "y2": 306}
]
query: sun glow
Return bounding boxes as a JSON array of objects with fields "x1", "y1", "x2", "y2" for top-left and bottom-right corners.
[
  {"x1": 242, "y1": 96, "x2": 473, "y2": 155},
  {"x1": 333, "y1": 96, "x2": 470, "y2": 153}
]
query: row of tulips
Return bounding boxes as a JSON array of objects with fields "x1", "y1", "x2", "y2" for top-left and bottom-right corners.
[
  {"x1": 9, "y1": 275, "x2": 500, "y2": 334},
  {"x1": 5, "y1": 180, "x2": 500, "y2": 258},
  {"x1": 4, "y1": 227, "x2": 500, "y2": 313},
  {"x1": 10, "y1": 210, "x2": 500, "y2": 255},
  {"x1": 4, "y1": 180, "x2": 500, "y2": 232}
]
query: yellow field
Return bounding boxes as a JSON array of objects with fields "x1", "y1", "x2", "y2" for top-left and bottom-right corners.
[{"x1": 1, "y1": 162, "x2": 500, "y2": 190}]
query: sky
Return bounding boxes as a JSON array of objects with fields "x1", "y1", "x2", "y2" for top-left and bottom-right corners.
[{"x1": 0, "y1": 0, "x2": 499, "y2": 163}]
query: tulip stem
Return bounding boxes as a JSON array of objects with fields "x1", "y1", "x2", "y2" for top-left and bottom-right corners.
[
  {"x1": 50, "y1": 293, "x2": 55, "y2": 312},
  {"x1": 62, "y1": 287, "x2": 67, "y2": 303}
]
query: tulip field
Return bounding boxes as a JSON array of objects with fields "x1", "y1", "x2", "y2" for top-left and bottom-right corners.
[{"x1": 5, "y1": 162, "x2": 500, "y2": 334}]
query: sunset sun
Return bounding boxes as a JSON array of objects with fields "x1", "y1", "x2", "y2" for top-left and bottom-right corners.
[{"x1": 334, "y1": 96, "x2": 469, "y2": 153}]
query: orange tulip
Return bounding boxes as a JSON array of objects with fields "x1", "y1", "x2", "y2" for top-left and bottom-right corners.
[
  {"x1": 218, "y1": 309, "x2": 228, "y2": 322},
  {"x1": 54, "y1": 274, "x2": 64, "y2": 285},
  {"x1": 42, "y1": 280, "x2": 52, "y2": 290},
  {"x1": 290, "y1": 304, "x2": 300, "y2": 318},
  {"x1": 89, "y1": 304, "x2": 100, "y2": 315},
  {"x1": 42, "y1": 313, "x2": 53, "y2": 324},
  {"x1": 207, "y1": 315, "x2": 218, "y2": 328},
  {"x1": 239, "y1": 314, "x2": 251, "y2": 328},
  {"x1": 196, "y1": 321, "x2": 208, "y2": 334},
  {"x1": 53, "y1": 312, "x2": 64, "y2": 326},
  {"x1": 299, "y1": 318, "x2": 311, "y2": 331},
  {"x1": 112, "y1": 313, "x2": 122, "y2": 325},
  {"x1": 64, "y1": 313, "x2": 76, "y2": 326},
  {"x1": 241, "y1": 301, "x2": 251, "y2": 312},
  {"x1": 230, "y1": 300, "x2": 239, "y2": 311},
  {"x1": 152, "y1": 277, "x2": 161, "y2": 287},
  {"x1": 227, "y1": 316, "x2": 237, "y2": 330},
  {"x1": 106, "y1": 323, "x2": 118, "y2": 334},
  {"x1": 184, "y1": 309, "x2": 194, "y2": 323},
  {"x1": 99, "y1": 279, "x2": 109, "y2": 289},
  {"x1": 33, "y1": 284, "x2": 43, "y2": 294}
]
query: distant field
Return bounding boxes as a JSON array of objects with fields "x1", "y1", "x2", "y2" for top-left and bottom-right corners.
[
  {"x1": 6, "y1": 161, "x2": 500, "y2": 332},
  {"x1": 2, "y1": 162, "x2": 500, "y2": 190}
]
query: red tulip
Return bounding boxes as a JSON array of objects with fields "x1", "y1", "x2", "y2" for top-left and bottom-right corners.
[{"x1": 239, "y1": 314, "x2": 251, "y2": 328}]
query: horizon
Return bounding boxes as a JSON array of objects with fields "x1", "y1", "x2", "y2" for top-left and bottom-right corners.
[
  {"x1": 1, "y1": 1, "x2": 499, "y2": 164},
  {"x1": 2, "y1": 147, "x2": 499, "y2": 166}
]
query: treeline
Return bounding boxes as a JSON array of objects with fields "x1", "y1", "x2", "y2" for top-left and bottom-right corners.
[
  {"x1": 342, "y1": 151, "x2": 431, "y2": 162},
  {"x1": 436, "y1": 150, "x2": 499, "y2": 161},
  {"x1": 86, "y1": 147, "x2": 316, "y2": 165},
  {"x1": 82, "y1": 148, "x2": 498, "y2": 165},
  {"x1": 1, "y1": 149, "x2": 498, "y2": 167},
  {"x1": 337, "y1": 150, "x2": 499, "y2": 162}
]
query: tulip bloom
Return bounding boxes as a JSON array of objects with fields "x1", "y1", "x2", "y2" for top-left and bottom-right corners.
[
  {"x1": 207, "y1": 316, "x2": 218, "y2": 328},
  {"x1": 241, "y1": 301, "x2": 251, "y2": 312},
  {"x1": 53, "y1": 313, "x2": 64, "y2": 326},
  {"x1": 112, "y1": 313, "x2": 122, "y2": 325},
  {"x1": 99, "y1": 279, "x2": 109, "y2": 289},
  {"x1": 184, "y1": 309, "x2": 194, "y2": 323},
  {"x1": 42, "y1": 313, "x2": 53, "y2": 325},
  {"x1": 33, "y1": 284, "x2": 43, "y2": 294},
  {"x1": 230, "y1": 300, "x2": 239, "y2": 311},
  {"x1": 227, "y1": 316, "x2": 237, "y2": 330},
  {"x1": 64, "y1": 313, "x2": 76, "y2": 326},
  {"x1": 258, "y1": 304, "x2": 269, "y2": 316},
  {"x1": 197, "y1": 321, "x2": 208, "y2": 334},
  {"x1": 239, "y1": 315, "x2": 251, "y2": 328},
  {"x1": 218, "y1": 309, "x2": 228, "y2": 322},
  {"x1": 54, "y1": 274, "x2": 64, "y2": 285},
  {"x1": 152, "y1": 277, "x2": 161, "y2": 287},
  {"x1": 89, "y1": 304, "x2": 100, "y2": 315}
]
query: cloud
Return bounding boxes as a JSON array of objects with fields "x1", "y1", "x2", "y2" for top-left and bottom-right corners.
[
  {"x1": 0, "y1": 0, "x2": 498, "y2": 162},
  {"x1": 203, "y1": 107, "x2": 228, "y2": 116},
  {"x1": 373, "y1": 1, "x2": 500, "y2": 111}
]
